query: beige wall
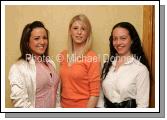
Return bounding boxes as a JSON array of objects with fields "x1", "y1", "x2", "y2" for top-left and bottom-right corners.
[{"x1": 5, "y1": 5, "x2": 143, "y2": 107}]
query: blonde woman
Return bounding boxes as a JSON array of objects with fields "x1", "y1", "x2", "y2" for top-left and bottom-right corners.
[{"x1": 59, "y1": 14, "x2": 101, "y2": 108}]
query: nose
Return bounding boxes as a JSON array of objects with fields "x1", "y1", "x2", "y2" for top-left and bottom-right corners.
[
  {"x1": 40, "y1": 38, "x2": 45, "y2": 44},
  {"x1": 77, "y1": 29, "x2": 82, "y2": 34},
  {"x1": 117, "y1": 40, "x2": 120, "y2": 44},
  {"x1": 116, "y1": 39, "x2": 121, "y2": 45}
]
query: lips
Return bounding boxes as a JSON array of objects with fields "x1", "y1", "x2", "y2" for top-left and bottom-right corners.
[
  {"x1": 116, "y1": 45, "x2": 124, "y2": 50},
  {"x1": 76, "y1": 36, "x2": 83, "y2": 39},
  {"x1": 37, "y1": 46, "x2": 46, "y2": 51}
]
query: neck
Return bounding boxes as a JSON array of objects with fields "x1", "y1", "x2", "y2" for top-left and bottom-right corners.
[
  {"x1": 33, "y1": 54, "x2": 45, "y2": 63},
  {"x1": 117, "y1": 52, "x2": 132, "y2": 57},
  {"x1": 73, "y1": 43, "x2": 85, "y2": 55},
  {"x1": 116, "y1": 53, "x2": 132, "y2": 62}
]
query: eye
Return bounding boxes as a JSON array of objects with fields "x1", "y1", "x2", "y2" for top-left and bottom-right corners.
[
  {"x1": 73, "y1": 27, "x2": 78, "y2": 30},
  {"x1": 34, "y1": 37, "x2": 39, "y2": 40},
  {"x1": 113, "y1": 37, "x2": 117, "y2": 41},
  {"x1": 82, "y1": 27, "x2": 85, "y2": 31},
  {"x1": 120, "y1": 36, "x2": 127, "y2": 40},
  {"x1": 43, "y1": 36, "x2": 48, "y2": 40}
]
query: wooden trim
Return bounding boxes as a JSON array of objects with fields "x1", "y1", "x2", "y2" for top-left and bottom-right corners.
[{"x1": 143, "y1": 5, "x2": 155, "y2": 107}]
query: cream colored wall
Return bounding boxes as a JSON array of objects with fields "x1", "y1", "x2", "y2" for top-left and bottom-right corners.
[{"x1": 5, "y1": 5, "x2": 143, "y2": 107}]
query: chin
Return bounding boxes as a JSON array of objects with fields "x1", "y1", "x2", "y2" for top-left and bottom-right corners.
[
  {"x1": 117, "y1": 52, "x2": 126, "y2": 56},
  {"x1": 37, "y1": 53, "x2": 45, "y2": 56}
]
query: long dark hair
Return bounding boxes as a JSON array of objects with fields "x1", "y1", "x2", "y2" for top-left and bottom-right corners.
[
  {"x1": 18, "y1": 21, "x2": 49, "y2": 61},
  {"x1": 101, "y1": 22, "x2": 150, "y2": 80}
]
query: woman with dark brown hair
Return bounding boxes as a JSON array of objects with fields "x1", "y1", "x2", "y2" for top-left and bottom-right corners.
[
  {"x1": 97, "y1": 22, "x2": 150, "y2": 108},
  {"x1": 9, "y1": 21, "x2": 59, "y2": 108}
]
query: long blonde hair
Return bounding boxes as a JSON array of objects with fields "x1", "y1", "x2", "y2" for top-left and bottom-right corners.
[{"x1": 67, "y1": 14, "x2": 92, "y2": 58}]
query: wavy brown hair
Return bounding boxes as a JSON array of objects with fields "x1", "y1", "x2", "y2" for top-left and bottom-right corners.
[{"x1": 101, "y1": 22, "x2": 150, "y2": 80}]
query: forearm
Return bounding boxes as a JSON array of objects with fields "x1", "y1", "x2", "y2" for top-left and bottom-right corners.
[{"x1": 87, "y1": 96, "x2": 99, "y2": 108}]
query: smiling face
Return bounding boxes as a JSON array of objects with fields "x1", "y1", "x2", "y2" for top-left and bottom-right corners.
[
  {"x1": 28, "y1": 27, "x2": 48, "y2": 56},
  {"x1": 112, "y1": 27, "x2": 132, "y2": 57},
  {"x1": 70, "y1": 20, "x2": 89, "y2": 46}
]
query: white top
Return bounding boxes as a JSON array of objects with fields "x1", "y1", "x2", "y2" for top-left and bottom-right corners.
[
  {"x1": 8, "y1": 58, "x2": 60, "y2": 108},
  {"x1": 97, "y1": 57, "x2": 150, "y2": 108}
]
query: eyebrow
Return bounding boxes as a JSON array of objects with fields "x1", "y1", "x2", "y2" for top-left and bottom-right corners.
[
  {"x1": 31, "y1": 36, "x2": 40, "y2": 38},
  {"x1": 120, "y1": 35, "x2": 128, "y2": 37},
  {"x1": 72, "y1": 25, "x2": 86, "y2": 28},
  {"x1": 113, "y1": 35, "x2": 128, "y2": 37}
]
